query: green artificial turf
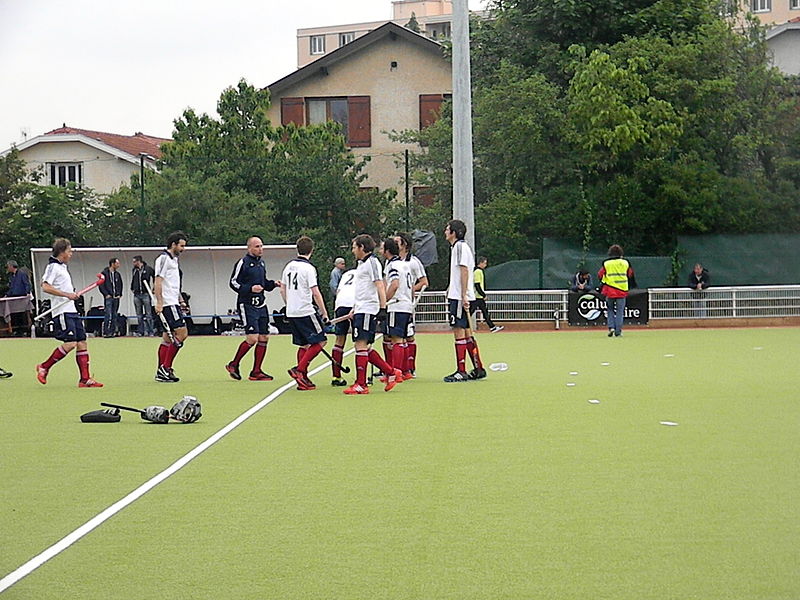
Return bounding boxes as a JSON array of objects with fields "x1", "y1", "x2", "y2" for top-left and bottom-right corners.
[{"x1": 1, "y1": 328, "x2": 798, "y2": 599}]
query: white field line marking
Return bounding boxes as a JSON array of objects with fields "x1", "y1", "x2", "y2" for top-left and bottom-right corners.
[{"x1": 0, "y1": 354, "x2": 347, "y2": 593}]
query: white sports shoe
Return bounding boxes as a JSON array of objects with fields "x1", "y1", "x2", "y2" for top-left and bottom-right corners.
[{"x1": 490, "y1": 326, "x2": 504, "y2": 333}]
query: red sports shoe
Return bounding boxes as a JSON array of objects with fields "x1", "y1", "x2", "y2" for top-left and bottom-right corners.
[
  {"x1": 78, "y1": 378, "x2": 104, "y2": 388},
  {"x1": 384, "y1": 369, "x2": 404, "y2": 392},
  {"x1": 35, "y1": 364, "x2": 48, "y2": 385},
  {"x1": 343, "y1": 383, "x2": 369, "y2": 395},
  {"x1": 248, "y1": 371, "x2": 274, "y2": 381},
  {"x1": 288, "y1": 367, "x2": 314, "y2": 390}
]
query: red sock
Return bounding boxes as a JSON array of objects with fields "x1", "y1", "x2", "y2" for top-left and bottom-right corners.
[
  {"x1": 76, "y1": 350, "x2": 90, "y2": 380},
  {"x1": 232, "y1": 340, "x2": 254, "y2": 366},
  {"x1": 42, "y1": 345, "x2": 70, "y2": 370},
  {"x1": 355, "y1": 350, "x2": 369, "y2": 386},
  {"x1": 466, "y1": 336, "x2": 483, "y2": 369},
  {"x1": 158, "y1": 342, "x2": 170, "y2": 367},
  {"x1": 298, "y1": 343, "x2": 324, "y2": 373},
  {"x1": 455, "y1": 339, "x2": 468, "y2": 372},
  {"x1": 297, "y1": 346, "x2": 307, "y2": 365},
  {"x1": 252, "y1": 341, "x2": 267, "y2": 373},
  {"x1": 392, "y1": 343, "x2": 406, "y2": 371},
  {"x1": 163, "y1": 343, "x2": 181, "y2": 368},
  {"x1": 382, "y1": 340, "x2": 393, "y2": 364},
  {"x1": 406, "y1": 341, "x2": 417, "y2": 373},
  {"x1": 368, "y1": 348, "x2": 394, "y2": 376},
  {"x1": 332, "y1": 344, "x2": 344, "y2": 378}
]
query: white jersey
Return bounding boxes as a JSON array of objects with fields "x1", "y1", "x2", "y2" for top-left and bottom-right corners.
[
  {"x1": 447, "y1": 239, "x2": 476, "y2": 301},
  {"x1": 353, "y1": 254, "x2": 383, "y2": 315},
  {"x1": 282, "y1": 257, "x2": 319, "y2": 317},
  {"x1": 335, "y1": 269, "x2": 356, "y2": 310},
  {"x1": 385, "y1": 257, "x2": 413, "y2": 313},
  {"x1": 42, "y1": 258, "x2": 76, "y2": 316},
  {"x1": 154, "y1": 251, "x2": 182, "y2": 306},
  {"x1": 407, "y1": 254, "x2": 427, "y2": 285}
]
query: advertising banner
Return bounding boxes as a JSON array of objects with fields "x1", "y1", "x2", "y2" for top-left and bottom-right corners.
[{"x1": 568, "y1": 290, "x2": 649, "y2": 326}]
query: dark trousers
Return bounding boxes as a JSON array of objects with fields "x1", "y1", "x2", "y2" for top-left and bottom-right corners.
[
  {"x1": 470, "y1": 297, "x2": 495, "y2": 329},
  {"x1": 103, "y1": 297, "x2": 120, "y2": 336}
]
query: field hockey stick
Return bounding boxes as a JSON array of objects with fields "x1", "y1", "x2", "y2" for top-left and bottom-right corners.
[
  {"x1": 34, "y1": 273, "x2": 105, "y2": 322},
  {"x1": 412, "y1": 284, "x2": 428, "y2": 309},
  {"x1": 329, "y1": 311, "x2": 353, "y2": 325},
  {"x1": 319, "y1": 347, "x2": 351, "y2": 373},
  {"x1": 143, "y1": 280, "x2": 182, "y2": 348},
  {"x1": 100, "y1": 402, "x2": 171, "y2": 424}
]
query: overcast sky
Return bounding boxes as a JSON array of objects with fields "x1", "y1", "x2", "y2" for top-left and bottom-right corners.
[{"x1": 0, "y1": 0, "x2": 486, "y2": 149}]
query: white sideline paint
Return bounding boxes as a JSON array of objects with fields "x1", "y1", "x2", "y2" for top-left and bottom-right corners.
[{"x1": 0, "y1": 356, "x2": 346, "y2": 593}]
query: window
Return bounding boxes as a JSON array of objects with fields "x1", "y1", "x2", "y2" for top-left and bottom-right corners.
[
  {"x1": 339, "y1": 32, "x2": 355, "y2": 47},
  {"x1": 750, "y1": 0, "x2": 770, "y2": 11},
  {"x1": 426, "y1": 23, "x2": 451, "y2": 39},
  {"x1": 419, "y1": 93, "x2": 451, "y2": 129},
  {"x1": 281, "y1": 96, "x2": 371, "y2": 147},
  {"x1": 48, "y1": 162, "x2": 82, "y2": 187},
  {"x1": 792, "y1": 0, "x2": 799, "y2": 9},
  {"x1": 413, "y1": 187, "x2": 435, "y2": 207},
  {"x1": 310, "y1": 35, "x2": 325, "y2": 55}
]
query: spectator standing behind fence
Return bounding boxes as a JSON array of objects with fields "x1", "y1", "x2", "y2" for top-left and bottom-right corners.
[
  {"x1": 471, "y1": 257, "x2": 503, "y2": 332},
  {"x1": 5, "y1": 260, "x2": 31, "y2": 297},
  {"x1": 99, "y1": 258, "x2": 123, "y2": 337},
  {"x1": 688, "y1": 264, "x2": 710, "y2": 291},
  {"x1": 570, "y1": 269, "x2": 593, "y2": 293},
  {"x1": 131, "y1": 255, "x2": 155, "y2": 336},
  {"x1": 329, "y1": 257, "x2": 345, "y2": 299},
  {"x1": 598, "y1": 245, "x2": 636, "y2": 338}
]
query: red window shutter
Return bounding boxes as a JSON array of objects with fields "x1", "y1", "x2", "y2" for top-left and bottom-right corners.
[
  {"x1": 281, "y1": 97, "x2": 305, "y2": 126},
  {"x1": 419, "y1": 94, "x2": 444, "y2": 129},
  {"x1": 347, "y1": 96, "x2": 371, "y2": 148}
]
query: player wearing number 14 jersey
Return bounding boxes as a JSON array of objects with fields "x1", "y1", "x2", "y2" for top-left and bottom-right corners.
[
  {"x1": 225, "y1": 236, "x2": 281, "y2": 382},
  {"x1": 281, "y1": 236, "x2": 329, "y2": 390}
]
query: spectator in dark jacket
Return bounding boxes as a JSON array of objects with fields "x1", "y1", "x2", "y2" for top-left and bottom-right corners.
[
  {"x1": 99, "y1": 258, "x2": 123, "y2": 337},
  {"x1": 569, "y1": 269, "x2": 593, "y2": 293},
  {"x1": 5, "y1": 260, "x2": 31, "y2": 297},
  {"x1": 688, "y1": 264, "x2": 710, "y2": 290},
  {"x1": 131, "y1": 256, "x2": 156, "y2": 336}
]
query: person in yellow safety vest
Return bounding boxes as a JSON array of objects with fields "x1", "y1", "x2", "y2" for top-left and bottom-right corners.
[{"x1": 598, "y1": 245, "x2": 637, "y2": 338}]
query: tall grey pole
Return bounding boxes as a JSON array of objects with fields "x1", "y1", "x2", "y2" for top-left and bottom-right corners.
[{"x1": 452, "y1": 0, "x2": 475, "y2": 251}]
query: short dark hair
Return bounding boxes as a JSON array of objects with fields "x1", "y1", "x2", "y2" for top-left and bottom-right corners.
[
  {"x1": 446, "y1": 219, "x2": 466, "y2": 240},
  {"x1": 296, "y1": 235, "x2": 314, "y2": 256},
  {"x1": 52, "y1": 238, "x2": 71, "y2": 258},
  {"x1": 353, "y1": 234, "x2": 375, "y2": 254},
  {"x1": 477, "y1": 256, "x2": 487, "y2": 264},
  {"x1": 109, "y1": 257, "x2": 118, "y2": 267},
  {"x1": 395, "y1": 232, "x2": 413, "y2": 252},
  {"x1": 608, "y1": 244, "x2": 623, "y2": 258},
  {"x1": 382, "y1": 237, "x2": 399, "y2": 256},
  {"x1": 133, "y1": 255, "x2": 143, "y2": 262},
  {"x1": 166, "y1": 231, "x2": 187, "y2": 249}
]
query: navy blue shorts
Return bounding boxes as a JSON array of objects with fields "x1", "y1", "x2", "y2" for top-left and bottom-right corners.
[
  {"x1": 352, "y1": 313, "x2": 379, "y2": 344},
  {"x1": 289, "y1": 314, "x2": 326, "y2": 346},
  {"x1": 448, "y1": 299, "x2": 470, "y2": 329},
  {"x1": 386, "y1": 311, "x2": 414, "y2": 338},
  {"x1": 239, "y1": 303, "x2": 270, "y2": 335},
  {"x1": 161, "y1": 305, "x2": 187, "y2": 330},
  {"x1": 53, "y1": 312, "x2": 86, "y2": 342},
  {"x1": 334, "y1": 306, "x2": 352, "y2": 337}
]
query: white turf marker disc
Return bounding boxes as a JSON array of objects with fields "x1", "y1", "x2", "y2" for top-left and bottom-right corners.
[
  {"x1": 601, "y1": 362, "x2": 610, "y2": 366},
  {"x1": 489, "y1": 363, "x2": 508, "y2": 372},
  {"x1": 664, "y1": 354, "x2": 675, "y2": 358},
  {"x1": 566, "y1": 382, "x2": 576, "y2": 387},
  {"x1": 588, "y1": 399, "x2": 600, "y2": 404},
  {"x1": 753, "y1": 347, "x2": 763, "y2": 350},
  {"x1": 569, "y1": 371, "x2": 578, "y2": 375},
  {"x1": 660, "y1": 421, "x2": 679, "y2": 426}
]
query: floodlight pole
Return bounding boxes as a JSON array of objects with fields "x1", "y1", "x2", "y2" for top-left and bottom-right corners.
[
  {"x1": 452, "y1": 0, "x2": 475, "y2": 251},
  {"x1": 139, "y1": 153, "x2": 146, "y2": 242}
]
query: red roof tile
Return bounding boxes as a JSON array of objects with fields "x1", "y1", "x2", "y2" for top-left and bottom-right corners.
[{"x1": 43, "y1": 126, "x2": 171, "y2": 159}]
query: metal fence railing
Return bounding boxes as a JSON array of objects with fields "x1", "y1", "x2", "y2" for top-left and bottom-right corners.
[
  {"x1": 413, "y1": 286, "x2": 800, "y2": 324},
  {"x1": 648, "y1": 286, "x2": 800, "y2": 320}
]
